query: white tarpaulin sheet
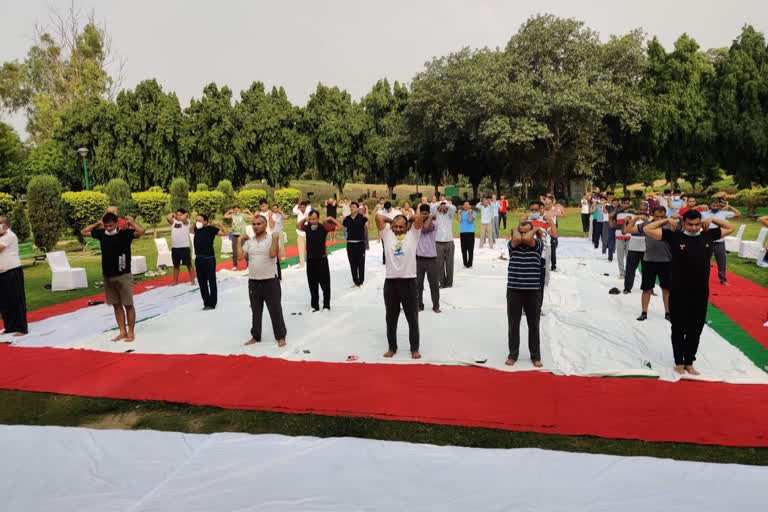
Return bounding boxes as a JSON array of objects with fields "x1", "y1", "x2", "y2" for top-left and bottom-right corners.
[
  {"x1": 0, "y1": 425, "x2": 764, "y2": 512},
  {"x1": 6, "y1": 238, "x2": 767, "y2": 384}
]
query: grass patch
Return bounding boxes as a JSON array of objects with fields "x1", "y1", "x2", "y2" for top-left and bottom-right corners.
[{"x1": 0, "y1": 390, "x2": 766, "y2": 465}]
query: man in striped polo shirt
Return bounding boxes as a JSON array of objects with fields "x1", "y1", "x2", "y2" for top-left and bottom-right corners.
[{"x1": 505, "y1": 221, "x2": 545, "y2": 368}]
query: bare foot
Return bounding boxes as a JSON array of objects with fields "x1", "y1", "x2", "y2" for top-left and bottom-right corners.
[
  {"x1": 244, "y1": 338, "x2": 260, "y2": 346},
  {"x1": 112, "y1": 333, "x2": 128, "y2": 342},
  {"x1": 505, "y1": 359, "x2": 516, "y2": 366},
  {"x1": 685, "y1": 365, "x2": 700, "y2": 375},
  {"x1": 411, "y1": 351, "x2": 421, "y2": 359},
  {"x1": 124, "y1": 335, "x2": 135, "y2": 343},
  {"x1": 277, "y1": 339, "x2": 286, "y2": 347},
  {"x1": 551, "y1": 268, "x2": 558, "y2": 272},
  {"x1": 433, "y1": 307, "x2": 441, "y2": 313},
  {"x1": 721, "y1": 282, "x2": 730, "y2": 286},
  {"x1": 622, "y1": 290, "x2": 631, "y2": 294},
  {"x1": 674, "y1": 365, "x2": 685, "y2": 375},
  {"x1": 383, "y1": 351, "x2": 395, "y2": 358},
  {"x1": 532, "y1": 360, "x2": 543, "y2": 368}
]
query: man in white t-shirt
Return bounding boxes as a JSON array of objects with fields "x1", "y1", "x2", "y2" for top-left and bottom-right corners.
[
  {"x1": 292, "y1": 199, "x2": 312, "y2": 268},
  {"x1": 242, "y1": 215, "x2": 286, "y2": 347},
  {"x1": 376, "y1": 211, "x2": 425, "y2": 359},
  {"x1": 165, "y1": 208, "x2": 196, "y2": 285},
  {"x1": 701, "y1": 197, "x2": 740, "y2": 285},
  {"x1": 377, "y1": 201, "x2": 401, "y2": 264},
  {"x1": 0, "y1": 215, "x2": 27, "y2": 336}
]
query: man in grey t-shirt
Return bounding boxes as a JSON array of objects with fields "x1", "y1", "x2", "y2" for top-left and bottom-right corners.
[{"x1": 624, "y1": 206, "x2": 675, "y2": 321}]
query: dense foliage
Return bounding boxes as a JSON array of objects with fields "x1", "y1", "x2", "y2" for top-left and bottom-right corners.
[{"x1": 26, "y1": 175, "x2": 62, "y2": 251}]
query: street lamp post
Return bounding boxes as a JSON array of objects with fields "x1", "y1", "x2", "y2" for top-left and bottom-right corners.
[{"x1": 77, "y1": 147, "x2": 90, "y2": 191}]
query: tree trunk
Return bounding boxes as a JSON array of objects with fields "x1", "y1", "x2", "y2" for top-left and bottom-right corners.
[
  {"x1": 335, "y1": 183, "x2": 343, "y2": 201},
  {"x1": 472, "y1": 183, "x2": 479, "y2": 201},
  {"x1": 387, "y1": 184, "x2": 395, "y2": 199}
]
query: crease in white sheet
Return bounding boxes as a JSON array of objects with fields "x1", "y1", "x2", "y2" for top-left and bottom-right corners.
[
  {"x1": 5, "y1": 239, "x2": 767, "y2": 384},
  {"x1": 0, "y1": 425, "x2": 765, "y2": 512}
]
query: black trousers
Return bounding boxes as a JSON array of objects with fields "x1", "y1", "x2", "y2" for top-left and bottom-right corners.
[
  {"x1": 416, "y1": 256, "x2": 440, "y2": 309},
  {"x1": 592, "y1": 220, "x2": 603, "y2": 248},
  {"x1": 248, "y1": 277, "x2": 287, "y2": 341},
  {"x1": 195, "y1": 257, "x2": 217, "y2": 308},
  {"x1": 306, "y1": 257, "x2": 331, "y2": 310},
  {"x1": 623, "y1": 250, "x2": 643, "y2": 292},
  {"x1": 669, "y1": 292, "x2": 708, "y2": 366},
  {"x1": 581, "y1": 213, "x2": 590, "y2": 233},
  {"x1": 499, "y1": 212, "x2": 507, "y2": 230},
  {"x1": 460, "y1": 232, "x2": 475, "y2": 267},
  {"x1": 550, "y1": 237, "x2": 558, "y2": 270},
  {"x1": 383, "y1": 278, "x2": 419, "y2": 353},
  {"x1": 346, "y1": 242, "x2": 365, "y2": 285},
  {"x1": 0, "y1": 266, "x2": 28, "y2": 334},
  {"x1": 506, "y1": 289, "x2": 542, "y2": 361}
]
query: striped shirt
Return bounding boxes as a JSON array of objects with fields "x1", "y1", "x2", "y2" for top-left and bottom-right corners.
[{"x1": 507, "y1": 238, "x2": 544, "y2": 290}]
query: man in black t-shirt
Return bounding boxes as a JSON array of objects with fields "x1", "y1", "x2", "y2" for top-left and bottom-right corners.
[
  {"x1": 81, "y1": 212, "x2": 146, "y2": 342},
  {"x1": 643, "y1": 210, "x2": 733, "y2": 375},
  {"x1": 342, "y1": 202, "x2": 368, "y2": 286},
  {"x1": 299, "y1": 210, "x2": 343, "y2": 311},
  {"x1": 192, "y1": 213, "x2": 229, "y2": 310}
]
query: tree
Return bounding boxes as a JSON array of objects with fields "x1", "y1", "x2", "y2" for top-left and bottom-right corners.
[
  {"x1": 11, "y1": 199, "x2": 31, "y2": 242},
  {"x1": 0, "y1": 122, "x2": 23, "y2": 193},
  {"x1": 714, "y1": 25, "x2": 768, "y2": 187},
  {"x1": 26, "y1": 175, "x2": 62, "y2": 251},
  {"x1": 132, "y1": 190, "x2": 169, "y2": 237},
  {"x1": 61, "y1": 191, "x2": 109, "y2": 242},
  {"x1": 303, "y1": 83, "x2": 368, "y2": 199},
  {"x1": 104, "y1": 178, "x2": 136, "y2": 217},
  {"x1": 0, "y1": 5, "x2": 123, "y2": 142},
  {"x1": 169, "y1": 178, "x2": 190, "y2": 212},
  {"x1": 233, "y1": 83, "x2": 310, "y2": 187},
  {"x1": 216, "y1": 179, "x2": 235, "y2": 212}
]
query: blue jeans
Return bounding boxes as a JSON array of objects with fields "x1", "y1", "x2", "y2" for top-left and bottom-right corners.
[
  {"x1": 606, "y1": 229, "x2": 616, "y2": 261},
  {"x1": 592, "y1": 220, "x2": 603, "y2": 248}
]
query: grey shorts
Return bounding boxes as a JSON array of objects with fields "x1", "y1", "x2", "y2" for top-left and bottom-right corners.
[{"x1": 103, "y1": 273, "x2": 134, "y2": 306}]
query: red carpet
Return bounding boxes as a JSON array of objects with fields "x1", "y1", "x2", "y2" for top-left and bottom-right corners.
[
  {"x1": 0, "y1": 345, "x2": 766, "y2": 447},
  {"x1": 709, "y1": 269, "x2": 768, "y2": 349}
]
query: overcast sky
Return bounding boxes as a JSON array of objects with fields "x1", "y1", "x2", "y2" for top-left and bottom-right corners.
[{"x1": 1, "y1": 0, "x2": 767, "y2": 137}]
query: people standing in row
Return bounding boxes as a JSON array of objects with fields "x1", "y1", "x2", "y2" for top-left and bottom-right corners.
[
  {"x1": 434, "y1": 200, "x2": 457, "y2": 288},
  {"x1": 242, "y1": 215, "x2": 286, "y2": 347},
  {"x1": 342, "y1": 202, "x2": 368, "y2": 287},
  {"x1": 701, "y1": 197, "x2": 740, "y2": 286},
  {"x1": 415, "y1": 205, "x2": 440, "y2": 313},
  {"x1": 376, "y1": 211, "x2": 425, "y2": 359},
  {"x1": 223, "y1": 205, "x2": 253, "y2": 270},
  {"x1": 476, "y1": 197, "x2": 495, "y2": 248},
  {"x1": 458, "y1": 200, "x2": 476, "y2": 268},
  {"x1": 299, "y1": 210, "x2": 343, "y2": 312},
  {"x1": 81, "y1": 212, "x2": 146, "y2": 341},
  {"x1": 505, "y1": 221, "x2": 545, "y2": 368},
  {"x1": 0, "y1": 215, "x2": 28, "y2": 337},
  {"x1": 166, "y1": 209, "x2": 196, "y2": 285},
  {"x1": 643, "y1": 210, "x2": 733, "y2": 375},
  {"x1": 293, "y1": 199, "x2": 311, "y2": 268},
  {"x1": 192, "y1": 213, "x2": 229, "y2": 310}
]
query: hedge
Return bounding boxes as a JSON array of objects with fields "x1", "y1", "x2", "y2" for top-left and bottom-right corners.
[
  {"x1": 104, "y1": 178, "x2": 137, "y2": 217},
  {"x1": 61, "y1": 191, "x2": 110, "y2": 239},
  {"x1": 236, "y1": 189, "x2": 268, "y2": 212},
  {"x1": 273, "y1": 188, "x2": 302, "y2": 215},
  {"x1": 733, "y1": 187, "x2": 768, "y2": 215},
  {"x1": 27, "y1": 175, "x2": 62, "y2": 252},
  {"x1": 169, "y1": 177, "x2": 190, "y2": 212},
  {"x1": 132, "y1": 191, "x2": 170, "y2": 229},
  {"x1": 0, "y1": 192, "x2": 14, "y2": 217},
  {"x1": 189, "y1": 191, "x2": 225, "y2": 219},
  {"x1": 11, "y1": 200, "x2": 31, "y2": 242}
]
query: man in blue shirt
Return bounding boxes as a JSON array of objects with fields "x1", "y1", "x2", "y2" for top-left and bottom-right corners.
[{"x1": 505, "y1": 221, "x2": 545, "y2": 368}]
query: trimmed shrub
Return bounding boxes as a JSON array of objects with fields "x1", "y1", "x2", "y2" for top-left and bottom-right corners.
[
  {"x1": 104, "y1": 178, "x2": 137, "y2": 218},
  {"x1": 733, "y1": 187, "x2": 768, "y2": 215},
  {"x1": 132, "y1": 191, "x2": 170, "y2": 232},
  {"x1": 189, "y1": 191, "x2": 225, "y2": 220},
  {"x1": 169, "y1": 178, "x2": 190, "y2": 212},
  {"x1": 11, "y1": 200, "x2": 31, "y2": 242},
  {"x1": 196, "y1": 183, "x2": 208, "y2": 192},
  {"x1": 92, "y1": 185, "x2": 105, "y2": 193},
  {"x1": 148, "y1": 185, "x2": 164, "y2": 193},
  {"x1": 216, "y1": 180, "x2": 236, "y2": 212},
  {"x1": 27, "y1": 175, "x2": 62, "y2": 252},
  {"x1": 235, "y1": 189, "x2": 268, "y2": 212},
  {"x1": 61, "y1": 191, "x2": 110, "y2": 241},
  {"x1": 0, "y1": 192, "x2": 14, "y2": 216},
  {"x1": 273, "y1": 188, "x2": 302, "y2": 215}
]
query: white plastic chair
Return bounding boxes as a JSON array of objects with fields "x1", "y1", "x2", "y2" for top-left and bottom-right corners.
[
  {"x1": 154, "y1": 238, "x2": 173, "y2": 268},
  {"x1": 46, "y1": 251, "x2": 88, "y2": 291},
  {"x1": 724, "y1": 224, "x2": 746, "y2": 253},
  {"x1": 739, "y1": 227, "x2": 768, "y2": 260},
  {"x1": 220, "y1": 237, "x2": 233, "y2": 254},
  {"x1": 131, "y1": 255, "x2": 147, "y2": 275}
]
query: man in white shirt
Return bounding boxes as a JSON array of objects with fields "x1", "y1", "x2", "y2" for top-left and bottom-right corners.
[
  {"x1": 701, "y1": 197, "x2": 740, "y2": 285},
  {"x1": 377, "y1": 201, "x2": 401, "y2": 264},
  {"x1": 242, "y1": 215, "x2": 286, "y2": 347},
  {"x1": 0, "y1": 215, "x2": 27, "y2": 336},
  {"x1": 166, "y1": 208, "x2": 196, "y2": 285},
  {"x1": 292, "y1": 199, "x2": 312, "y2": 268},
  {"x1": 376, "y1": 210, "x2": 425, "y2": 359},
  {"x1": 434, "y1": 201, "x2": 457, "y2": 288},
  {"x1": 491, "y1": 194, "x2": 501, "y2": 240},
  {"x1": 475, "y1": 197, "x2": 495, "y2": 248}
]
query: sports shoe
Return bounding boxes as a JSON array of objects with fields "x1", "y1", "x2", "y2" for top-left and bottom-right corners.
[{"x1": 636, "y1": 312, "x2": 647, "y2": 321}]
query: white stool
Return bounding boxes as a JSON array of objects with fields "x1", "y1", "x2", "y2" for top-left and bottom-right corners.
[{"x1": 131, "y1": 255, "x2": 147, "y2": 275}]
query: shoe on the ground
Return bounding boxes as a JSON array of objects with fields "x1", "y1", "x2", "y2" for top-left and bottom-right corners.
[
  {"x1": 665, "y1": 312, "x2": 672, "y2": 322},
  {"x1": 202, "y1": 306, "x2": 215, "y2": 311},
  {"x1": 637, "y1": 312, "x2": 648, "y2": 321}
]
